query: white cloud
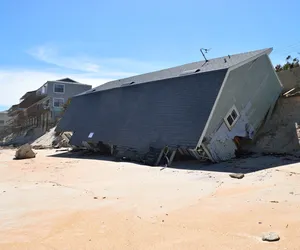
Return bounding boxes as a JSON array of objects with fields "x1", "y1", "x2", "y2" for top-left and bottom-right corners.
[
  {"x1": 27, "y1": 44, "x2": 166, "y2": 75},
  {"x1": 28, "y1": 45, "x2": 102, "y2": 73},
  {"x1": 0, "y1": 69, "x2": 113, "y2": 107}
]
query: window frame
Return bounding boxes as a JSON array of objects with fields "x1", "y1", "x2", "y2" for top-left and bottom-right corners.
[
  {"x1": 224, "y1": 105, "x2": 240, "y2": 129},
  {"x1": 53, "y1": 83, "x2": 65, "y2": 94},
  {"x1": 53, "y1": 98, "x2": 65, "y2": 108}
]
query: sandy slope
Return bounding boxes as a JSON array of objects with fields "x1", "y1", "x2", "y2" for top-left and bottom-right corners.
[{"x1": 0, "y1": 149, "x2": 300, "y2": 249}]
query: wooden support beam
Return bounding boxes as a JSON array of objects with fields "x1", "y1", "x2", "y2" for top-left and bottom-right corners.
[
  {"x1": 155, "y1": 149, "x2": 164, "y2": 166},
  {"x1": 167, "y1": 149, "x2": 177, "y2": 167}
]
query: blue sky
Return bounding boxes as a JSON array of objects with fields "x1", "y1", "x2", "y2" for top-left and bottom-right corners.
[{"x1": 0, "y1": 0, "x2": 300, "y2": 111}]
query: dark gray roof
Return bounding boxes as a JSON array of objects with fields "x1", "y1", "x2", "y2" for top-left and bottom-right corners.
[
  {"x1": 83, "y1": 48, "x2": 271, "y2": 94},
  {"x1": 56, "y1": 78, "x2": 78, "y2": 83},
  {"x1": 20, "y1": 90, "x2": 36, "y2": 100},
  {"x1": 48, "y1": 78, "x2": 91, "y2": 86}
]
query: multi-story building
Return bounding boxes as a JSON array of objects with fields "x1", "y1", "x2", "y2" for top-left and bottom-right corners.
[{"x1": 8, "y1": 78, "x2": 92, "y2": 133}]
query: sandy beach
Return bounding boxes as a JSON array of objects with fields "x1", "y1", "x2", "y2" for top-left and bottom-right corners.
[{"x1": 0, "y1": 149, "x2": 300, "y2": 249}]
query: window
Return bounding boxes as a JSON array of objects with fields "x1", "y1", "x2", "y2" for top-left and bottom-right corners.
[
  {"x1": 0, "y1": 120, "x2": 4, "y2": 125},
  {"x1": 53, "y1": 98, "x2": 64, "y2": 108},
  {"x1": 224, "y1": 105, "x2": 240, "y2": 129},
  {"x1": 54, "y1": 83, "x2": 65, "y2": 93}
]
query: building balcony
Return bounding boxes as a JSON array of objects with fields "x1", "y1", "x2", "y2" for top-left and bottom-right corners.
[{"x1": 19, "y1": 91, "x2": 47, "y2": 109}]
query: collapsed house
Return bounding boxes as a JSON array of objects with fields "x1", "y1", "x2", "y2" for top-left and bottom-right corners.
[{"x1": 57, "y1": 48, "x2": 282, "y2": 164}]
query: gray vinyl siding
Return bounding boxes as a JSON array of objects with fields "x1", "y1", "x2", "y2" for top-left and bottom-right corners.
[
  {"x1": 203, "y1": 55, "x2": 282, "y2": 153},
  {"x1": 46, "y1": 81, "x2": 92, "y2": 104},
  {"x1": 58, "y1": 70, "x2": 227, "y2": 152},
  {"x1": 43, "y1": 81, "x2": 91, "y2": 120}
]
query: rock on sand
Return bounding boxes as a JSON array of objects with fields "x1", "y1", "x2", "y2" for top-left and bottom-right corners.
[
  {"x1": 262, "y1": 232, "x2": 280, "y2": 242},
  {"x1": 229, "y1": 173, "x2": 245, "y2": 179},
  {"x1": 15, "y1": 144, "x2": 36, "y2": 159}
]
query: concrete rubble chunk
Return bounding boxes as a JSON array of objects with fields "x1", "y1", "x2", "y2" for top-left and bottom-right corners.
[
  {"x1": 262, "y1": 232, "x2": 280, "y2": 242},
  {"x1": 15, "y1": 144, "x2": 36, "y2": 160},
  {"x1": 229, "y1": 173, "x2": 245, "y2": 179},
  {"x1": 52, "y1": 132, "x2": 71, "y2": 148}
]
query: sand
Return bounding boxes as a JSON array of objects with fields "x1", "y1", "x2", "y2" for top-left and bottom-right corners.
[{"x1": 0, "y1": 149, "x2": 300, "y2": 249}]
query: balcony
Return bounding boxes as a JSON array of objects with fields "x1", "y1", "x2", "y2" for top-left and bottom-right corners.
[
  {"x1": 19, "y1": 91, "x2": 47, "y2": 109},
  {"x1": 24, "y1": 97, "x2": 50, "y2": 117},
  {"x1": 7, "y1": 104, "x2": 24, "y2": 117}
]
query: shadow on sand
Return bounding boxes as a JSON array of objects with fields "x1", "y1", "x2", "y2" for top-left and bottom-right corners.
[{"x1": 48, "y1": 150, "x2": 300, "y2": 174}]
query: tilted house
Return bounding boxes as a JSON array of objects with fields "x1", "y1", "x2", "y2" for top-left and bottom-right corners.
[{"x1": 57, "y1": 48, "x2": 282, "y2": 163}]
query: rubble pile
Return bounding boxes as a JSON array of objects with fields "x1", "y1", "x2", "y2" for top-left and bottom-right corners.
[
  {"x1": 0, "y1": 127, "x2": 44, "y2": 147},
  {"x1": 31, "y1": 127, "x2": 72, "y2": 149}
]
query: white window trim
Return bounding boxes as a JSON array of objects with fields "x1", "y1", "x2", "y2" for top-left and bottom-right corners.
[
  {"x1": 224, "y1": 105, "x2": 240, "y2": 130},
  {"x1": 53, "y1": 98, "x2": 65, "y2": 108},
  {"x1": 53, "y1": 83, "x2": 65, "y2": 94}
]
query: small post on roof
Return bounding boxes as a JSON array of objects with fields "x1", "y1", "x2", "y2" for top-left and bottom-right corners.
[{"x1": 200, "y1": 48, "x2": 210, "y2": 62}]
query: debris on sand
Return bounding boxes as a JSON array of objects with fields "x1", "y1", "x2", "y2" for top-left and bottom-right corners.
[
  {"x1": 31, "y1": 127, "x2": 72, "y2": 149},
  {"x1": 229, "y1": 173, "x2": 245, "y2": 179},
  {"x1": 262, "y1": 232, "x2": 280, "y2": 242},
  {"x1": 15, "y1": 144, "x2": 36, "y2": 160}
]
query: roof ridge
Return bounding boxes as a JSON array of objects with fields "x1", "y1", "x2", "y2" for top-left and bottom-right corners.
[{"x1": 49, "y1": 80, "x2": 92, "y2": 86}]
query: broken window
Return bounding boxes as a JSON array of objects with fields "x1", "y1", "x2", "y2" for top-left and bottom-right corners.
[{"x1": 225, "y1": 106, "x2": 239, "y2": 129}]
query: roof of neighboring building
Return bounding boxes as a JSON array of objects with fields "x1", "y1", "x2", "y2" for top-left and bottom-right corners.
[
  {"x1": 9, "y1": 104, "x2": 19, "y2": 109},
  {"x1": 57, "y1": 78, "x2": 78, "y2": 83},
  {"x1": 49, "y1": 78, "x2": 91, "y2": 86},
  {"x1": 86, "y1": 48, "x2": 271, "y2": 94},
  {"x1": 20, "y1": 90, "x2": 36, "y2": 100},
  {"x1": 7, "y1": 104, "x2": 21, "y2": 115}
]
